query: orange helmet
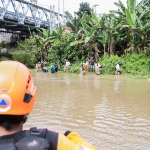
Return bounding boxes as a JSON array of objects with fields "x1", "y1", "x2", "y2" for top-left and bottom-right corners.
[{"x1": 0, "y1": 61, "x2": 36, "y2": 115}]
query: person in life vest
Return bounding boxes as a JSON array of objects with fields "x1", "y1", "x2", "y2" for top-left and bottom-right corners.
[{"x1": 0, "y1": 60, "x2": 97, "y2": 150}]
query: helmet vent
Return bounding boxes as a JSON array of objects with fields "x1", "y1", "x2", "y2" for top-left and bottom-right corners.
[
  {"x1": 28, "y1": 75, "x2": 31, "y2": 83},
  {"x1": 26, "y1": 76, "x2": 31, "y2": 89}
]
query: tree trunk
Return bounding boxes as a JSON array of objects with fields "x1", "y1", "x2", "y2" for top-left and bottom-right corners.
[
  {"x1": 143, "y1": 34, "x2": 147, "y2": 53},
  {"x1": 108, "y1": 36, "x2": 114, "y2": 56},
  {"x1": 107, "y1": 38, "x2": 110, "y2": 57},
  {"x1": 94, "y1": 46, "x2": 99, "y2": 62},
  {"x1": 104, "y1": 45, "x2": 106, "y2": 56},
  {"x1": 109, "y1": 36, "x2": 114, "y2": 55}
]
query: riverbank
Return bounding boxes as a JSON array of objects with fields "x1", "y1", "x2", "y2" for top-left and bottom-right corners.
[
  {"x1": 30, "y1": 68, "x2": 150, "y2": 80},
  {"x1": 1, "y1": 50, "x2": 150, "y2": 80}
]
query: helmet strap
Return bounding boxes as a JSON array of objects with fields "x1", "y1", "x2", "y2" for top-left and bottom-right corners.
[{"x1": 23, "y1": 115, "x2": 28, "y2": 123}]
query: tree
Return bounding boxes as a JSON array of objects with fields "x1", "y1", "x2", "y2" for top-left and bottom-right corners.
[
  {"x1": 65, "y1": 11, "x2": 81, "y2": 33},
  {"x1": 34, "y1": 28, "x2": 55, "y2": 61},
  {"x1": 98, "y1": 31, "x2": 108, "y2": 56},
  {"x1": 76, "y1": 2, "x2": 93, "y2": 18},
  {"x1": 100, "y1": 14, "x2": 120, "y2": 56},
  {"x1": 70, "y1": 11, "x2": 101, "y2": 60}
]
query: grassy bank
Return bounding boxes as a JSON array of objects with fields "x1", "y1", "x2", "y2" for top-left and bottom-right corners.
[
  {"x1": 68, "y1": 53, "x2": 150, "y2": 79},
  {"x1": 0, "y1": 51, "x2": 150, "y2": 79}
]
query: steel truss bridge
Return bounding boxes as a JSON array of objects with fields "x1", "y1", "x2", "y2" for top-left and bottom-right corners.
[{"x1": 0, "y1": 0, "x2": 68, "y2": 33}]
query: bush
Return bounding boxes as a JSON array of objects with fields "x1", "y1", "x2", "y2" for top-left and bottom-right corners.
[
  {"x1": 63, "y1": 52, "x2": 150, "y2": 78},
  {"x1": 10, "y1": 50, "x2": 37, "y2": 68},
  {"x1": 101, "y1": 53, "x2": 150, "y2": 78},
  {"x1": 0, "y1": 57, "x2": 10, "y2": 61},
  {"x1": 68, "y1": 62, "x2": 80, "y2": 74},
  {"x1": 101, "y1": 55, "x2": 122, "y2": 74}
]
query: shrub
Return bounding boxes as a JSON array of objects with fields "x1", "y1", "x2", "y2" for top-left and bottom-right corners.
[
  {"x1": 68, "y1": 62, "x2": 80, "y2": 74},
  {"x1": 101, "y1": 53, "x2": 150, "y2": 78},
  {"x1": 0, "y1": 57, "x2": 10, "y2": 61},
  {"x1": 10, "y1": 50, "x2": 37, "y2": 68}
]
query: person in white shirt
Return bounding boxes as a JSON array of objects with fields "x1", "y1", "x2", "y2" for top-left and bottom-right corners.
[
  {"x1": 95, "y1": 63, "x2": 100, "y2": 75},
  {"x1": 80, "y1": 63, "x2": 86, "y2": 75},
  {"x1": 115, "y1": 62, "x2": 121, "y2": 75},
  {"x1": 66, "y1": 59, "x2": 71, "y2": 70}
]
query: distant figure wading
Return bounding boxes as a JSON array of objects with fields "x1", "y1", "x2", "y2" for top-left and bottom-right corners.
[
  {"x1": 36, "y1": 62, "x2": 42, "y2": 72},
  {"x1": 115, "y1": 62, "x2": 121, "y2": 75}
]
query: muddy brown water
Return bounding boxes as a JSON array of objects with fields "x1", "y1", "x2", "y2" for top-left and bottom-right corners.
[{"x1": 25, "y1": 71, "x2": 150, "y2": 150}]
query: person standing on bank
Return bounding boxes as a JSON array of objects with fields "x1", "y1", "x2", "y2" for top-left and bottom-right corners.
[
  {"x1": 85, "y1": 58, "x2": 89, "y2": 72},
  {"x1": 115, "y1": 62, "x2": 121, "y2": 75},
  {"x1": 0, "y1": 61, "x2": 97, "y2": 150},
  {"x1": 90, "y1": 57, "x2": 95, "y2": 72},
  {"x1": 98, "y1": 61, "x2": 102, "y2": 74},
  {"x1": 64, "y1": 59, "x2": 67, "y2": 72},
  {"x1": 57, "y1": 59, "x2": 61, "y2": 70}
]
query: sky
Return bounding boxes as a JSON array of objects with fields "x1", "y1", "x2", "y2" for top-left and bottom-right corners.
[
  {"x1": 0, "y1": 0, "x2": 140, "y2": 20},
  {"x1": 28, "y1": 0, "x2": 141, "y2": 15}
]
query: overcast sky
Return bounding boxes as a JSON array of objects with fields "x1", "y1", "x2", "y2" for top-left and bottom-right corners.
[
  {"x1": 0, "y1": 0, "x2": 141, "y2": 17},
  {"x1": 33, "y1": 0, "x2": 141, "y2": 15}
]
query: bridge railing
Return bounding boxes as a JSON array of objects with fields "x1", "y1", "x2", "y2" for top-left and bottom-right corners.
[{"x1": 0, "y1": 0, "x2": 68, "y2": 29}]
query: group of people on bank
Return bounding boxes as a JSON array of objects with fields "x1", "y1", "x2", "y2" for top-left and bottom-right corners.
[
  {"x1": 35, "y1": 61, "x2": 48, "y2": 72},
  {"x1": 80, "y1": 57, "x2": 103, "y2": 75},
  {"x1": 80, "y1": 57, "x2": 122, "y2": 75},
  {"x1": 35, "y1": 60, "x2": 60, "y2": 73},
  {"x1": 35, "y1": 58, "x2": 71, "y2": 73},
  {"x1": 80, "y1": 61, "x2": 102, "y2": 75},
  {"x1": 36, "y1": 57, "x2": 122, "y2": 75}
]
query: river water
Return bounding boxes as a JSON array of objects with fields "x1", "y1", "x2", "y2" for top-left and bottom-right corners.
[{"x1": 25, "y1": 71, "x2": 150, "y2": 150}]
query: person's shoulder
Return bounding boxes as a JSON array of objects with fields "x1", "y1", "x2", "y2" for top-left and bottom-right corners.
[{"x1": 28, "y1": 127, "x2": 59, "y2": 139}]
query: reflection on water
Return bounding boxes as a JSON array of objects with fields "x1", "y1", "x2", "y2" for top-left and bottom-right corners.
[
  {"x1": 25, "y1": 71, "x2": 150, "y2": 150},
  {"x1": 114, "y1": 75, "x2": 120, "y2": 92}
]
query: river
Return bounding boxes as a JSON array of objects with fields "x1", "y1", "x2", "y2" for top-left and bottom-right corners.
[{"x1": 25, "y1": 71, "x2": 150, "y2": 150}]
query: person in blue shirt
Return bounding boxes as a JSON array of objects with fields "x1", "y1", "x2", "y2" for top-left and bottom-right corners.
[
  {"x1": 42, "y1": 64, "x2": 48, "y2": 72},
  {"x1": 50, "y1": 64, "x2": 55, "y2": 73}
]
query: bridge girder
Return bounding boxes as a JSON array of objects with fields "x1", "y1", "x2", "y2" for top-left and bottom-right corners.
[{"x1": 0, "y1": 0, "x2": 68, "y2": 32}]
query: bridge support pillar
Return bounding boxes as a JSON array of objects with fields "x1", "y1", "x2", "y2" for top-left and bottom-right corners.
[{"x1": 26, "y1": 32, "x2": 30, "y2": 39}]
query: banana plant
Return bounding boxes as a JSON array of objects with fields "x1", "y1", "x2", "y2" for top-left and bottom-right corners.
[
  {"x1": 110, "y1": 0, "x2": 126, "y2": 17},
  {"x1": 51, "y1": 26, "x2": 64, "y2": 40},
  {"x1": 118, "y1": 0, "x2": 137, "y2": 52},
  {"x1": 70, "y1": 11, "x2": 101, "y2": 59},
  {"x1": 65, "y1": 11, "x2": 81, "y2": 33},
  {"x1": 98, "y1": 31, "x2": 108, "y2": 55},
  {"x1": 34, "y1": 29, "x2": 55, "y2": 61},
  {"x1": 118, "y1": 0, "x2": 150, "y2": 52},
  {"x1": 34, "y1": 27, "x2": 65, "y2": 61},
  {"x1": 101, "y1": 13, "x2": 120, "y2": 56},
  {"x1": 133, "y1": 5, "x2": 150, "y2": 52}
]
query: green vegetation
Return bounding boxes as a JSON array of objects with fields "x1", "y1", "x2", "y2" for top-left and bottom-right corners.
[
  {"x1": 0, "y1": 0, "x2": 149, "y2": 79},
  {"x1": 11, "y1": 50, "x2": 37, "y2": 68}
]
